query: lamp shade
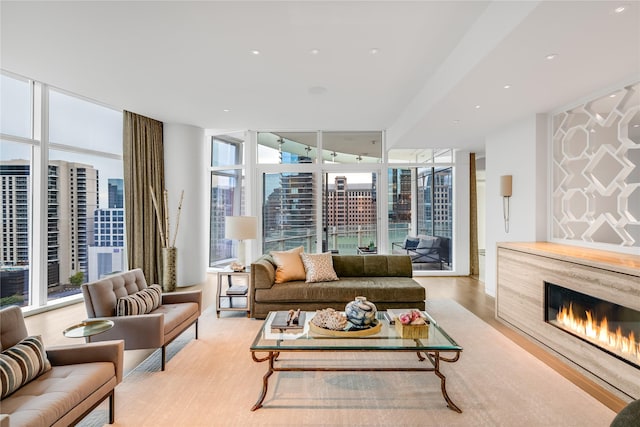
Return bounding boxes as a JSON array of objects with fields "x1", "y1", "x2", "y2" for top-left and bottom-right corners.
[{"x1": 225, "y1": 216, "x2": 258, "y2": 240}]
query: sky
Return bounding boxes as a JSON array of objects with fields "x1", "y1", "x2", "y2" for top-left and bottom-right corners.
[{"x1": 1, "y1": 73, "x2": 123, "y2": 209}]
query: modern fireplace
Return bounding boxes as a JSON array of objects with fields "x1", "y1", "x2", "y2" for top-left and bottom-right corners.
[{"x1": 545, "y1": 282, "x2": 640, "y2": 369}]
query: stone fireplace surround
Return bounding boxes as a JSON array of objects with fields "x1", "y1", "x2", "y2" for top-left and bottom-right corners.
[{"x1": 496, "y1": 242, "x2": 640, "y2": 401}]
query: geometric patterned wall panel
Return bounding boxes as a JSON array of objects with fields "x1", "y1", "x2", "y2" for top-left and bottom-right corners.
[{"x1": 552, "y1": 82, "x2": 640, "y2": 248}]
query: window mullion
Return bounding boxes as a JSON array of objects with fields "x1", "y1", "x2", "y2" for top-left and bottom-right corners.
[{"x1": 30, "y1": 82, "x2": 48, "y2": 307}]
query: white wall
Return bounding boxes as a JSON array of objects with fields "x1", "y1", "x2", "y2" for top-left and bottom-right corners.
[
  {"x1": 484, "y1": 114, "x2": 547, "y2": 296},
  {"x1": 163, "y1": 123, "x2": 207, "y2": 287}
]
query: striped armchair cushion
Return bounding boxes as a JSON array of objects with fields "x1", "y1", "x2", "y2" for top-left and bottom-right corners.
[{"x1": 0, "y1": 335, "x2": 51, "y2": 398}]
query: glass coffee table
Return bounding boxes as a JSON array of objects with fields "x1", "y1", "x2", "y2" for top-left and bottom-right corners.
[{"x1": 250, "y1": 310, "x2": 463, "y2": 412}]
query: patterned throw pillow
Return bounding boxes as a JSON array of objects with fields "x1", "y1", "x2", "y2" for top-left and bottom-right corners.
[
  {"x1": 116, "y1": 289, "x2": 155, "y2": 316},
  {"x1": 143, "y1": 284, "x2": 162, "y2": 311},
  {"x1": 300, "y1": 252, "x2": 339, "y2": 283},
  {"x1": 271, "y1": 246, "x2": 306, "y2": 284},
  {"x1": 0, "y1": 335, "x2": 52, "y2": 399}
]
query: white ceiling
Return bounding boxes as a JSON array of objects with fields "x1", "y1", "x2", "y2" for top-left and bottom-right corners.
[{"x1": 1, "y1": 1, "x2": 639, "y2": 154}]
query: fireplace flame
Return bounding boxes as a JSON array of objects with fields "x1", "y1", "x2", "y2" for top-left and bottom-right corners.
[{"x1": 556, "y1": 303, "x2": 640, "y2": 364}]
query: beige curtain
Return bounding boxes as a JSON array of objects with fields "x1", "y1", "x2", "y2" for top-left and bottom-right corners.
[
  {"x1": 469, "y1": 153, "x2": 479, "y2": 276},
  {"x1": 123, "y1": 111, "x2": 165, "y2": 284}
]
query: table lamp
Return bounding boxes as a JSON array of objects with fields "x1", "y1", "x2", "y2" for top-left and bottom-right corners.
[{"x1": 225, "y1": 216, "x2": 258, "y2": 268}]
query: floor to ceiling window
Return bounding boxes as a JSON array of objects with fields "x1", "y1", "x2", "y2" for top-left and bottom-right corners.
[
  {"x1": 209, "y1": 131, "x2": 457, "y2": 274},
  {"x1": 209, "y1": 135, "x2": 245, "y2": 267},
  {"x1": 387, "y1": 167, "x2": 413, "y2": 250},
  {"x1": 323, "y1": 172, "x2": 378, "y2": 254},
  {"x1": 1, "y1": 73, "x2": 33, "y2": 308},
  {"x1": 321, "y1": 132, "x2": 382, "y2": 255},
  {"x1": 258, "y1": 132, "x2": 317, "y2": 253},
  {"x1": 388, "y1": 149, "x2": 454, "y2": 271},
  {"x1": 1, "y1": 71, "x2": 124, "y2": 309}
]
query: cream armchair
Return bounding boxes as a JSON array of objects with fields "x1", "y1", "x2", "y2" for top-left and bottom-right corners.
[
  {"x1": 0, "y1": 306, "x2": 123, "y2": 426},
  {"x1": 81, "y1": 268, "x2": 201, "y2": 371}
]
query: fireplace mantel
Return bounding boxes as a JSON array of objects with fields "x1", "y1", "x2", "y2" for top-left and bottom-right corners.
[
  {"x1": 497, "y1": 242, "x2": 640, "y2": 275},
  {"x1": 496, "y1": 241, "x2": 640, "y2": 401}
]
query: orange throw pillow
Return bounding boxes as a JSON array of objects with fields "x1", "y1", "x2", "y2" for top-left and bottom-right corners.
[{"x1": 271, "y1": 246, "x2": 305, "y2": 284}]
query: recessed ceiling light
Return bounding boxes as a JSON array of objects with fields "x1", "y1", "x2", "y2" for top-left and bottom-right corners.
[
  {"x1": 633, "y1": 124, "x2": 640, "y2": 128},
  {"x1": 475, "y1": 105, "x2": 481, "y2": 109},
  {"x1": 453, "y1": 120, "x2": 460, "y2": 125},
  {"x1": 545, "y1": 53, "x2": 558, "y2": 60},
  {"x1": 370, "y1": 48, "x2": 380, "y2": 55},
  {"x1": 308, "y1": 86, "x2": 328, "y2": 95},
  {"x1": 310, "y1": 49, "x2": 320, "y2": 55},
  {"x1": 609, "y1": 94, "x2": 617, "y2": 98},
  {"x1": 503, "y1": 84, "x2": 512, "y2": 89},
  {"x1": 223, "y1": 109, "x2": 230, "y2": 113},
  {"x1": 614, "y1": 5, "x2": 626, "y2": 13},
  {"x1": 251, "y1": 49, "x2": 260, "y2": 55}
]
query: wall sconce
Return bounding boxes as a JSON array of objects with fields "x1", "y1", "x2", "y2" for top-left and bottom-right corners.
[{"x1": 500, "y1": 175, "x2": 512, "y2": 233}]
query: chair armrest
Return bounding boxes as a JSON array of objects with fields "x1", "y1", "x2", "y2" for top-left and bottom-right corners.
[
  {"x1": 86, "y1": 314, "x2": 164, "y2": 349},
  {"x1": 46, "y1": 340, "x2": 124, "y2": 383},
  {"x1": 162, "y1": 290, "x2": 202, "y2": 314}
]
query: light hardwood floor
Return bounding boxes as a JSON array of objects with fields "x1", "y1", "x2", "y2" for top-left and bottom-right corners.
[{"x1": 23, "y1": 273, "x2": 626, "y2": 413}]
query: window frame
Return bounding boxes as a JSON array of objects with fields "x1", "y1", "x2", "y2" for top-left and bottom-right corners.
[{"x1": 1, "y1": 70, "x2": 125, "y2": 311}]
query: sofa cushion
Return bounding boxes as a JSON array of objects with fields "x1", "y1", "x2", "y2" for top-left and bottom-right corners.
[
  {"x1": 154, "y1": 302, "x2": 199, "y2": 336},
  {"x1": 417, "y1": 236, "x2": 439, "y2": 249},
  {"x1": 254, "y1": 277, "x2": 424, "y2": 304},
  {"x1": 144, "y1": 284, "x2": 162, "y2": 311},
  {"x1": 1, "y1": 335, "x2": 52, "y2": 399},
  {"x1": 0, "y1": 362, "x2": 116, "y2": 427},
  {"x1": 116, "y1": 290, "x2": 155, "y2": 316},
  {"x1": 332, "y1": 255, "x2": 413, "y2": 278},
  {"x1": 271, "y1": 246, "x2": 306, "y2": 284},
  {"x1": 403, "y1": 236, "x2": 420, "y2": 249},
  {"x1": 300, "y1": 252, "x2": 339, "y2": 283}
]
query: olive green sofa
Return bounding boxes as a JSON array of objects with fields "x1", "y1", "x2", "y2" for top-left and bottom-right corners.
[{"x1": 250, "y1": 254, "x2": 425, "y2": 319}]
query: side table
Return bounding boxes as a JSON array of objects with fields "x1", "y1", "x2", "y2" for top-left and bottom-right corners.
[
  {"x1": 63, "y1": 319, "x2": 114, "y2": 342},
  {"x1": 357, "y1": 246, "x2": 377, "y2": 254},
  {"x1": 217, "y1": 269, "x2": 251, "y2": 317}
]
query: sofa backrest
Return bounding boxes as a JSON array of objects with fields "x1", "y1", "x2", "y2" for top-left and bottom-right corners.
[
  {"x1": 0, "y1": 306, "x2": 28, "y2": 351},
  {"x1": 251, "y1": 254, "x2": 414, "y2": 290},
  {"x1": 81, "y1": 269, "x2": 149, "y2": 318},
  {"x1": 332, "y1": 255, "x2": 413, "y2": 277}
]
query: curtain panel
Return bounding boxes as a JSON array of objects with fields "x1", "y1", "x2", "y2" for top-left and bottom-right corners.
[
  {"x1": 469, "y1": 152, "x2": 479, "y2": 276},
  {"x1": 123, "y1": 111, "x2": 165, "y2": 284}
]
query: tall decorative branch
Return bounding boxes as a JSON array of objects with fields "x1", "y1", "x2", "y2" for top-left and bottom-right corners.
[
  {"x1": 171, "y1": 190, "x2": 184, "y2": 247},
  {"x1": 150, "y1": 186, "x2": 167, "y2": 248},
  {"x1": 150, "y1": 186, "x2": 184, "y2": 249},
  {"x1": 163, "y1": 190, "x2": 170, "y2": 248}
]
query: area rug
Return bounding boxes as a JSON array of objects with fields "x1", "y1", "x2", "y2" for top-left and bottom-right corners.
[{"x1": 79, "y1": 299, "x2": 616, "y2": 426}]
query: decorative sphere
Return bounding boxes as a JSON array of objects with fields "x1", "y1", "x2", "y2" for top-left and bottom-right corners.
[{"x1": 345, "y1": 296, "x2": 377, "y2": 327}]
